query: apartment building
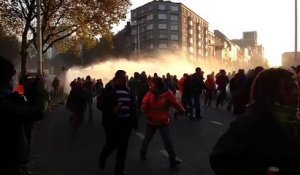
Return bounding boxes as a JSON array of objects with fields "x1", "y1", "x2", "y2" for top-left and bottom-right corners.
[{"x1": 130, "y1": 0, "x2": 209, "y2": 61}]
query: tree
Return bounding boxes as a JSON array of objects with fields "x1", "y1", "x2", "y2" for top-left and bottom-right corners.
[
  {"x1": 0, "y1": 24, "x2": 20, "y2": 65},
  {"x1": 82, "y1": 33, "x2": 114, "y2": 64},
  {"x1": 0, "y1": 0, "x2": 130, "y2": 75}
]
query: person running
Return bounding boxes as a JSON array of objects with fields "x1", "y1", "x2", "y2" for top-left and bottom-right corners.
[
  {"x1": 215, "y1": 69, "x2": 229, "y2": 108},
  {"x1": 51, "y1": 76, "x2": 60, "y2": 99},
  {"x1": 210, "y1": 68, "x2": 300, "y2": 175},
  {"x1": 83, "y1": 75, "x2": 95, "y2": 123},
  {"x1": 140, "y1": 77, "x2": 185, "y2": 169},
  {"x1": 66, "y1": 78, "x2": 87, "y2": 137},
  {"x1": 189, "y1": 67, "x2": 205, "y2": 119},
  {"x1": 204, "y1": 74, "x2": 216, "y2": 107},
  {"x1": 98, "y1": 70, "x2": 137, "y2": 175}
]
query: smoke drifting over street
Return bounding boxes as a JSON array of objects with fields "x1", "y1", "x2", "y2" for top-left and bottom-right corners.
[{"x1": 65, "y1": 52, "x2": 264, "y2": 92}]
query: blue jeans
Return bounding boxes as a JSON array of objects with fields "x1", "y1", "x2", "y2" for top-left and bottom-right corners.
[{"x1": 192, "y1": 94, "x2": 201, "y2": 117}]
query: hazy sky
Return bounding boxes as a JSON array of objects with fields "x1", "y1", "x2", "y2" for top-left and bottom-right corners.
[{"x1": 113, "y1": 0, "x2": 299, "y2": 66}]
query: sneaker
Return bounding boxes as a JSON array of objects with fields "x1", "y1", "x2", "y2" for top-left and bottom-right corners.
[
  {"x1": 98, "y1": 159, "x2": 105, "y2": 170},
  {"x1": 170, "y1": 160, "x2": 181, "y2": 169},
  {"x1": 115, "y1": 171, "x2": 129, "y2": 175},
  {"x1": 140, "y1": 153, "x2": 147, "y2": 161},
  {"x1": 195, "y1": 116, "x2": 204, "y2": 119}
]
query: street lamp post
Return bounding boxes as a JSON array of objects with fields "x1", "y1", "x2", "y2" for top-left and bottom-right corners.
[
  {"x1": 37, "y1": 0, "x2": 43, "y2": 75},
  {"x1": 296, "y1": 0, "x2": 298, "y2": 63}
]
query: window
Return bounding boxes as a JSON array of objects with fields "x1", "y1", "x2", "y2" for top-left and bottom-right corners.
[
  {"x1": 170, "y1": 34, "x2": 178, "y2": 40},
  {"x1": 132, "y1": 12, "x2": 137, "y2": 17},
  {"x1": 133, "y1": 38, "x2": 137, "y2": 43},
  {"x1": 189, "y1": 38, "x2": 193, "y2": 44},
  {"x1": 189, "y1": 20, "x2": 193, "y2": 26},
  {"x1": 147, "y1": 34, "x2": 153, "y2": 39},
  {"x1": 170, "y1": 15, "x2": 178, "y2": 21},
  {"x1": 159, "y1": 43, "x2": 167, "y2": 49},
  {"x1": 170, "y1": 6, "x2": 179, "y2": 11},
  {"x1": 189, "y1": 47, "x2": 194, "y2": 53},
  {"x1": 158, "y1": 23, "x2": 167, "y2": 29},
  {"x1": 197, "y1": 25, "x2": 201, "y2": 30},
  {"x1": 131, "y1": 29, "x2": 137, "y2": 35},
  {"x1": 147, "y1": 24, "x2": 153, "y2": 30},
  {"x1": 170, "y1": 25, "x2": 178, "y2": 31},
  {"x1": 198, "y1": 42, "x2": 201, "y2": 46},
  {"x1": 170, "y1": 42, "x2": 179, "y2": 49},
  {"x1": 159, "y1": 33, "x2": 167, "y2": 39},
  {"x1": 148, "y1": 5, "x2": 153, "y2": 11},
  {"x1": 158, "y1": 4, "x2": 166, "y2": 10},
  {"x1": 158, "y1": 14, "x2": 167, "y2": 20},
  {"x1": 189, "y1": 29, "x2": 193, "y2": 35},
  {"x1": 147, "y1": 14, "x2": 153, "y2": 20},
  {"x1": 131, "y1": 20, "x2": 137, "y2": 26},
  {"x1": 148, "y1": 43, "x2": 154, "y2": 49}
]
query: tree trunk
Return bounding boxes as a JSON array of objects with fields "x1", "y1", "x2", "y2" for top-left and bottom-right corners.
[
  {"x1": 20, "y1": 24, "x2": 29, "y2": 77},
  {"x1": 20, "y1": 50, "x2": 28, "y2": 76}
]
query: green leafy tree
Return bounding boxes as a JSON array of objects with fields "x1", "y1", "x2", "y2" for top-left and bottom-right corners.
[{"x1": 0, "y1": 0, "x2": 130, "y2": 75}]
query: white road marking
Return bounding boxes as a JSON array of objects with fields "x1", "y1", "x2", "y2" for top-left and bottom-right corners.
[
  {"x1": 135, "y1": 132, "x2": 183, "y2": 162},
  {"x1": 135, "y1": 132, "x2": 145, "y2": 140},
  {"x1": 159, "y1": 150, "x2": 183, "y2": 162},
  {"x1": 210, "y1": 121, "x2": 224, "y2": 126}
]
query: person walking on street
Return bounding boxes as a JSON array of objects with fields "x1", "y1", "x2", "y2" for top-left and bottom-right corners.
[
  {"x1": 204, "y1": 74, "x2": 216, "y2": 107},
  {"x1": 140, "y1": 77, "x2": 185, "y2": 169},
  {"x1": 98, "y1": 70, "x2": 137, "y2": 175},
  {"x1": 215, "y1": 69, "x2": 229, "y2": 108},
  {"x1": 66, "y1": 78, "x2": 87, "y2": 137},
  {"x1": 189, "y1": 67, "x2": 205, "y2": 119},
  {"x1": 83, "y1": 75, "x2": 95, "y2": 123}
]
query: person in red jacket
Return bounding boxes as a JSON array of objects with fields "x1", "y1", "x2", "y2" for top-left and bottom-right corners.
[
  {"x1": 140, "y1": 77, "x2": 185, "y2": 169},
  {"x1": 204, "y1": 74, "x2": 216, "y2": 107}
]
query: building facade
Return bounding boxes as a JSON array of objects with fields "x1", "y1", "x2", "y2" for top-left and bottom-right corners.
[
  {"x1": 282, "y1": 52, "x2": 300, "y2": 68},
  {"x1": 130, "y1": 0, "x2": 209, "y2": 61},
  {"x1": 231, "y1": 31, "x2": 265, "y2": 64}
]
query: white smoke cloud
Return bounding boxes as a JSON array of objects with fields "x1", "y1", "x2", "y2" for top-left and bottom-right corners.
[{"x1": 64, "y1": 52, "x2": 258, "y2": 92}]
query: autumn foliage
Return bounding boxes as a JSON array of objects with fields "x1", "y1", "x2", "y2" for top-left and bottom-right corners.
[{"x1": 0, "y1": 0, "x2": 130, "y2": 75}]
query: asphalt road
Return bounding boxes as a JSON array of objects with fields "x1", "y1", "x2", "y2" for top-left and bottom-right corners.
[{"x1": 30, "y1": 98, "x2": 236, "y2": 175}]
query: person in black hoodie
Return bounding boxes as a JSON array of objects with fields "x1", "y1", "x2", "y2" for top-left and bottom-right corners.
[
  {"x1": 0, "y1": 56, "x2": 45, "y2": 175},
  {"x1": 210, "y1": 68, "x2": 300, "y2": 175},
  {"x1": 97, "y1": 70, "x2": 137, "y2": 175}
]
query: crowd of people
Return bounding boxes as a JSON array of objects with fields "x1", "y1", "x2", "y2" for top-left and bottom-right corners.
[{"x1": 2, "y1": 53, "x2": 300, "y2": 175}]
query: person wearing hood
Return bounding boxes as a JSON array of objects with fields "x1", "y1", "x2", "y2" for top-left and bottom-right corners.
[
  {"x1": 210, "y1": 68, "x2": 300, "y2": 175},
  {"x1": 0, "y1": 56, "x2": 46, "y2": 175},
  {"x1": 139, "y1": 77, "x2": 185, "y2": 169}
]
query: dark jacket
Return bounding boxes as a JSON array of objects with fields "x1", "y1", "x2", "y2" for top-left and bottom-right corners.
[
  {"x1": 0, "y1": 89, "x2": 43, "y2": 169},
  {"x1": 210, "y1": 110, "x2": 300, "y2": 175},
  {"x1": 66, "y1": 85, "x2": 87, "y2": 113},
  {"x1": 190, "y1": 73, "x2": 205, "y2": 95},
  {"x1": 97, "y1": 83, "x2": 137, "y2": 128},
  {"x1": 216, "y1": 75, "x2": 229, "y2": 91}
]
